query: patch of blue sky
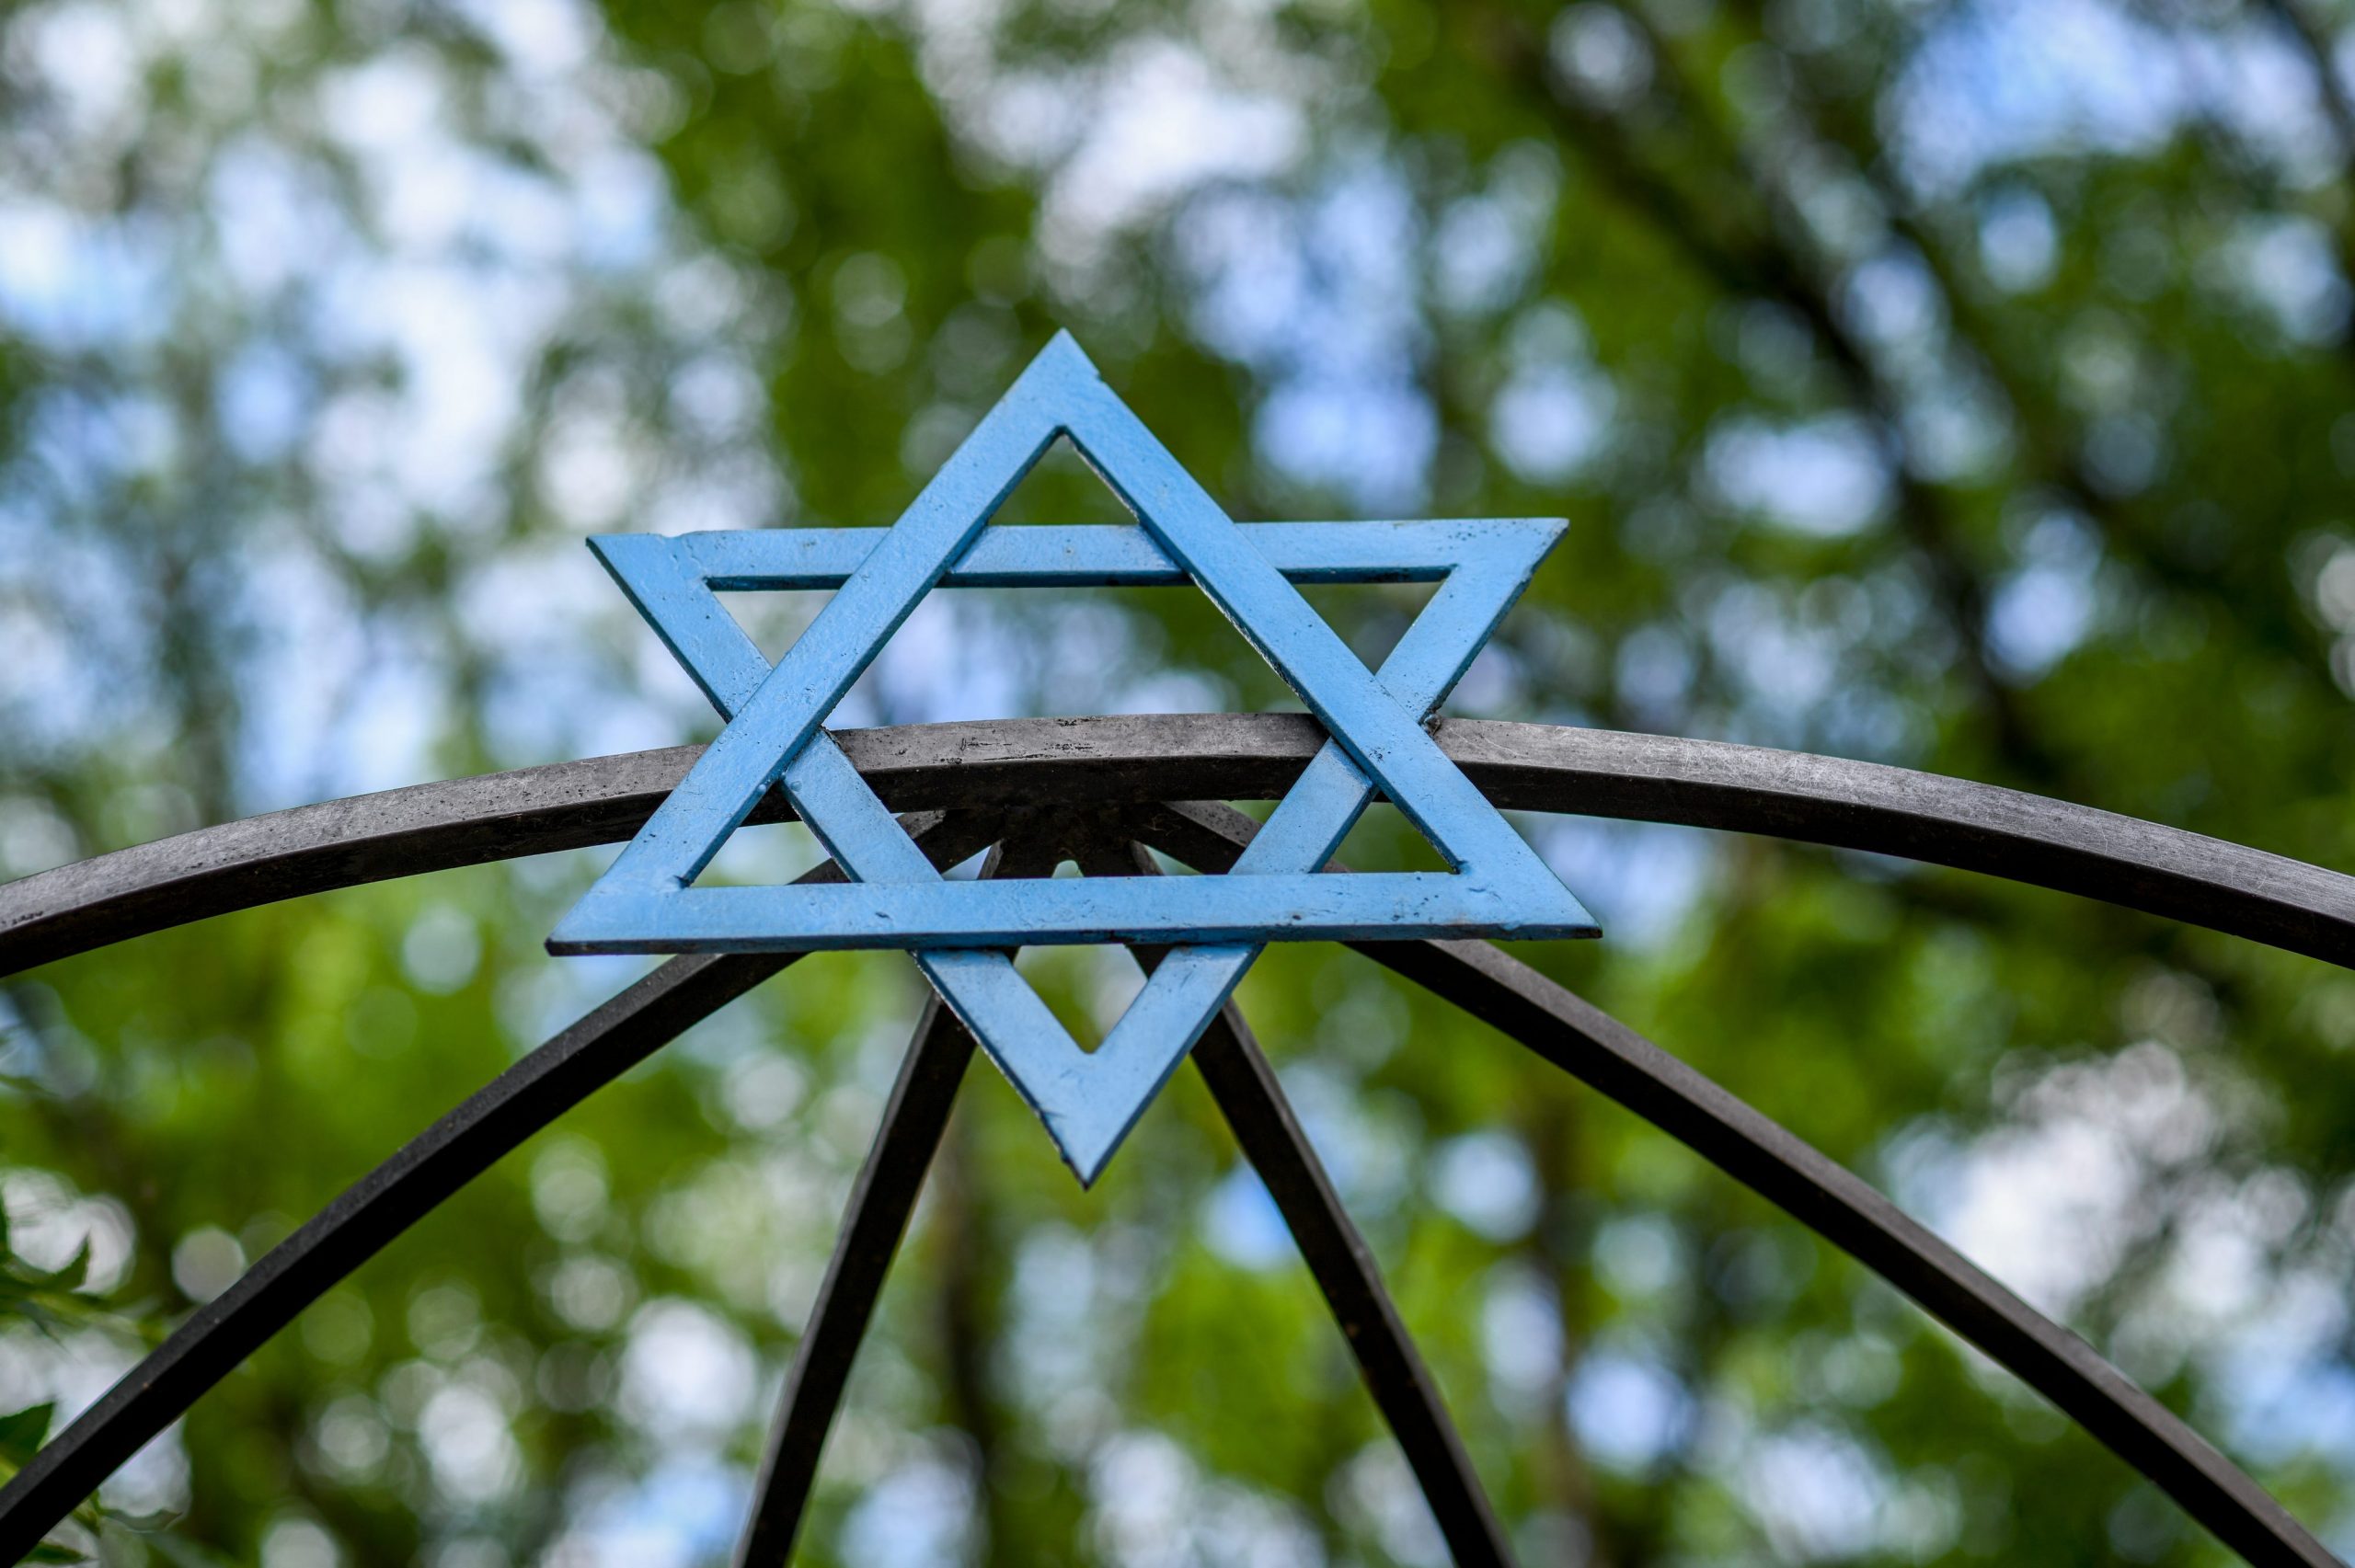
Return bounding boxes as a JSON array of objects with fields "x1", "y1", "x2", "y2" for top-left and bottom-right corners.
[
  {"x1": 1490, "y1": 363, "x2": 1614, "y2": 486},
  {"x1": 1987, "y1": 510, "x2": 2100, "y2": 673},
  {"x1": 447, "y1": 0, "x2": 599, "y2": 79},
  {"x1": 1533, "y1": 818, "x2": 1714, "y2": 952},
  {"x1": 0, "y1": 508, "x2": 157, "y2": 761},
  {"x1": 842, "y1": 1454, "x2": 979, "y2": 1568},
  {"x1": 214, "y1": 543, "x2": 445, "y2": 810},
  {"x1": 1898, "y1": 365, "x2": 2016, "y2": 486},
  {"x1": 2220, "y1": 214, "x2": 2355, "y2": 347},
  {"x1": 228, "y1": 532, "x2": 370, "y2": 810},
  {"x1": 480, "y1": 658, "x2": 688, "y2": 775},
  {"x1": 216, "y1": 343, "x2": 315, "y2": 465},
  {"x1": 327, "y1": 623, "x2": 451, "y2": 798},
  {"x1": 560, "y1": 1454, "x2": 749, "y2": 1568},
  {"x1": 1479, "y1": 1263, "x2": 1564, "y2": 1398},
  {"x1": 2212, "y1": 1307, "x2": 2355, "y2": 1468},
  {"x1": 1706, "y1": 579, "x2": 1854, "y2": 741},
  {"x1": 1487, "y1": 293, "x2": 1617, "y2": 489},
  {"x1": 1256, "y1": 377, "x2": 1437, "y2": 514},
  {"x1": 1093, "y1": 1429, "x2": 1328, "y2": 1563},
  {"x1": 1430, "y1": 143, "x2": 1561, "y2": 318},
  {"x1": 1275, "y1": 1058, "x2": 1416, "y2": 1221},
  {"x1": 1180, "y1": 164, "x2": 1437, "y2": 511},
  {"x1": 1200, "y1": 1165, "x2": 1292, "y2": 1272},
  {"x1": 1988, "y1": 555, "x2": 2100, "y2": 681},
  {"x1": 205, "y1": 136, "x2": 357, "y2": 297},
  {"x1": 1739, "y1": 1422, "x2": 1890, "y2": 1561},
  {"x1": 1567, "y1": 1349, "x2": 1693, "y2": 1472},
  {"x1": 1024, "y1": 39, "x2": 1304, "y2": 263},
  {"x1": 1705, "y1": 412, "x2": 1894, "y2": 537},
  {"x1": 1889, "y1": 0, "x2": 2336, "y2": 196},
  {"x1": 1430, "y1": 1129, "x2": 1539, "y2": 1242},
  {"x1": 1180, "y1": 189, "x2": 1310, "y2": 363},
  {"x1": 1978, "y1": 186, "x2": 2060, "y2": 292},
  {"x1": 304, "y1": 258, "x2": 557, "y2": 514},
  {"x1": 1837, "y1": 249, "x2": 1945, "y2": 361},
  {"x1": 1003, "y1": 1225, "x2": 1122, "y2": 1417},
  {"x1": 19, "y1": 386, "x2": 175, "y2": 506},
  {"x1": 0, "y1": 203, "x2": 174, "y2": 352}
]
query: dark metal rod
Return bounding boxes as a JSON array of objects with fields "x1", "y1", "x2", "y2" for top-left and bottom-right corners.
[
  {"x1": 1194, "y1": 1011, "x2": 1517, "y2": 1564},
  {"x1": 11, "y1": 714, "x2": 2355, "y2": 975},
  {"x1": 1371, "y1": 938, "x2": 2340, "y2": 1568},
  {"x1": 0, "y1": 813, "x2": 1002, "y2": 1563},
  {"x1": 0, "y1": 954, "x2": 774, "y2": 1563},
  {"x1": 733, "y1": 830, "x2": 1062, "y2": 1565},
  {"x1": 1065, "y1": 822, "x2": 1517, "y2": 1566},
  {"x1": 1129, "y1": 800, "x2": 2339, "y2": 1568},
  {"x1": 734, "y1": 995, "x2": 978, "y2": 1567},
  {"x1": 1196, "y1": 1008, "x2": 1518, "y2": 1566},
  {"x1": 0, "y1": 723, "x2": 2338, "y2": 1561}
]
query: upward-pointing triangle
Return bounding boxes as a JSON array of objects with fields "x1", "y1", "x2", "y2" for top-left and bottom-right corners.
[{"x1": 550, "y1": 331, "x2": 1596, "y2": 1181}]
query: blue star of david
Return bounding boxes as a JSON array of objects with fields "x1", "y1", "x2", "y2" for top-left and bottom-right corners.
[{"x1": 549, "y1": 332, "x2": 1597, "y2": 1182}]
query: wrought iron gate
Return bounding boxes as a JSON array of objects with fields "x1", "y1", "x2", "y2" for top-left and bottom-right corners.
[{"x1": 1, "y1": 711, "x2": 2347, "y2": 1564}]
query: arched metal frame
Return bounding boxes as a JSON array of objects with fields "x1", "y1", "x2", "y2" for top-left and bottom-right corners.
[{"x1": 0, "y1": 715, "x2": 2345, "y2": 1567}]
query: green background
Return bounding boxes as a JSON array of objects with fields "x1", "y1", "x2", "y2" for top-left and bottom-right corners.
[{"x1": 6, "y1": 0, "x2": 2355, "y2": 1562}]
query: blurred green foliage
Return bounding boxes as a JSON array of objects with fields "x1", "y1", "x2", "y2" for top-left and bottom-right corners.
[{"x1": 6, "y1": 0, "x2": 2355, "y2": 1562}]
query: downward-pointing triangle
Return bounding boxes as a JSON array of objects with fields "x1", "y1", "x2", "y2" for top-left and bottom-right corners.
[{"x1": 550, "y1": 332, "x2": 1596, "y2": 1181}]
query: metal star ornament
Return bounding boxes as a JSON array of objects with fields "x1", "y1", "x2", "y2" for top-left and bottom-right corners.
[{"x1": 551, "y1": 332, "x2": 1597, "y2": 1181}]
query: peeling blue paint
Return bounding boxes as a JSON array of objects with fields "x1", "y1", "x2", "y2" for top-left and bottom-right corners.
[{"x1": 549, "y1": 331, "x2": 1595, "y2": 1181}]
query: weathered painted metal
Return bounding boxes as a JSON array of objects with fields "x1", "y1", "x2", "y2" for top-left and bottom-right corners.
[
  {"x1": 1068, "y1": 818, "x2": 1518, "y2": 1567},
  {"x1": 552, "y1": 332, "x2": 1593, "y2": 1179},
  {"x1": 0, "y1": 811, "x2": 1007, "y2": 1567},
  {"x1": 0, "y1": 773, "x2": 2338, "y2": 1566},
  {"x1": 0, "y1": 346, "x2": 2343, "y2": 1568},
  {"x1": 16, "y1": 715, "x2": 2355, "y2": 977},
  {"x1": 735, "y1": 835, "x2": 1063, "y2": 1568}
]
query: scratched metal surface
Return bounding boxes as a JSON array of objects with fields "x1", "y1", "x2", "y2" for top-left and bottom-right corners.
[
  {"x1": 9, "y1": 715, "x2": 2354, "y2": 977},
  {"x1": 1132, "y1": 797, "x2": 2342, "y2": 1568},
  {"x1": 0, "y1": 784, "x2": 2341, "y2": 1564},
  {"x1": 557, "y1": 338, "x2": 1591, "y2": 958},
  {"x1": 4, "y1": 327, "x2": 2347, "y2": 1568},
  {"x1": 0, "y1": 811, "x2": 1007, "y2": 1568},
  {"x1": 733, "y1": 834, "x2": 1061, "y2": 1568}
]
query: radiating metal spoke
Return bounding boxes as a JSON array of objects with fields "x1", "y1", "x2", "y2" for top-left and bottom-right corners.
[
  {"x1": 734, "y1": 830, "x2": 1063, "y2": 1567},
  {"x1": 1067, "y1": 822, "x2": 1516, "y2": 1567},
  {"x1": 0, "y1": 812, "x2": 1002, "y2": 1564},
  {"x1": 1126, "y1": 799, "x2": 2339, "y2": 1568},
  {"x1": 1188, "y1": 1007, "x2": 1517, "y2": 1566},
  {"x1": 734, "y1": 995, "x2": 978, "y2": 1567},
  {"x1": 0, "y1": 715, "x2": 2345, "y2": 1565},
  {"x1": 1367, "y1": 938, "x2": 2340, "y2": 1568}
]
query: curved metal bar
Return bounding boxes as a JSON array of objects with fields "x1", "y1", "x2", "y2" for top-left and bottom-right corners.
[
  {"x1": 1069, "y1": 822, "x2": 1517, "y2": 1566},
  {"x1": 9, "y1": 715, "x2": 2354, "y2": 978},
  {"x1": 1128, "y1": 800, "x2": 2339, "y2": 1568},
  {"x1": 736, "y1": 995, "x2": 978, "y2": 1567},
  {"x1": 735, "y1": 834, "x2": 1057, "y2": 1567},
  {"x1": 1192, "y1": 1005, "x2": 1520, "y2": 1563},
  {"x1": 0, "y1": 954, "x2": 771, "y2": 1563},
  {"x1": 0, "y1": 814, "x2": 1003, "y2": 1563},
  {"x1": 1, "y1": 725, "x2": 2346, "y2": 1560}
]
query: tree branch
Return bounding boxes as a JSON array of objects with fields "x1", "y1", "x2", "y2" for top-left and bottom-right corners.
[{"x1": 1470, "y1": 6, "x2": 2061, "y2": 784}]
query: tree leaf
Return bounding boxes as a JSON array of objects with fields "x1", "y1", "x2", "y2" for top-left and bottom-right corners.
[
  {"x1": 22, "y1": 1542, "x2": 90, "y2": 1564},
  {"x1": 0, "y1": 1402, "x2": 55, "y2": 1466}
]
